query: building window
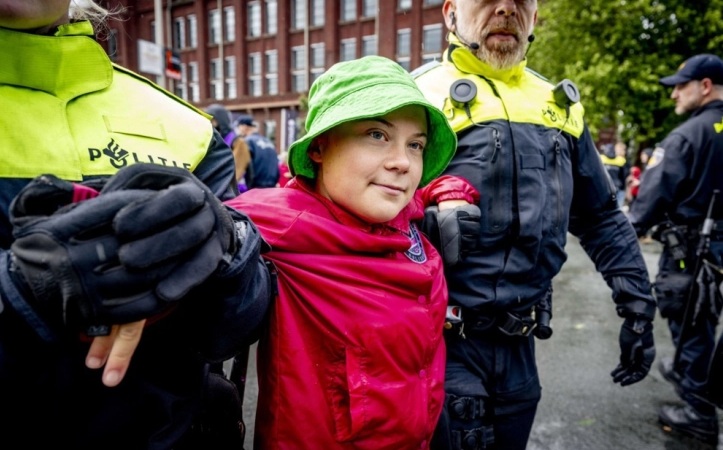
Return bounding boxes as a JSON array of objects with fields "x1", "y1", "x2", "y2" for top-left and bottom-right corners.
[
  {"x1": 292, "y1": 46, "x2": 307, "y2": 93},
  {"x1": 310, "y1": 43, "x2": 325, "y2": 82},
  {"x1": 210, "y1": 58, "x2": 223, "y2": 100},
  {"x1": 225, "y1": 56, "x2": 237, "y2": 99},
  {"x1": 340, "y1": 38, "x2": 356, "y2": 61},
  {"x1": 340, "y1": 0, "x2": 356, "y2": 22},
  {"x1": 187, "y1": 14, "x2": 198, "y2": 48},
  {"x1": 396, "y1": 28, "x2": 411, "y2": 70},
  {"x1": 248, "y1": 2, "x2": 262, "y2": 37},
  {"x1": 311, "y1": 0, "x2": 325, "y2": 26},
  {"x1": 424, "y1": 0, "x2": 443, "y2": 5},
  {"x1": 363, "y1": 0, "x2": 377, "y2": 18},
  {"x1": 249, "y1": 52, "x2": 262, "y2": 97},
  {"x1": 398, "y1": 0, "x2": 412, "y2": 10},
  {"x1": 422, "y1": 24, "x2": 443, "y2": 63},
  {"x1": 362, "y1": 35, "x2": 377, "y2": 56},
  {"x1": 265, "y1": 0, "x2": 278, "y2": 35},
  {"x1": 292, "y1": 0, "x2": 305, "y2": 29},
  {"x1": 188, "y1": 61, "x2": 199, "y2": 103},
  {"x1": 175, "y1": 62, "x2": 187, "y2": 99},
  {"x1": 208, "y1": 9, "x2": 221, "y2": 44},
  {"x1": 224, "y1": 6, "x2": 235, "y2": 42},
  {"x1": 265, "y1": 50, "x2": 278, "y2": 95},
  {"x1": 173, "y1": 17, "x2": 186, "y2": 49}
]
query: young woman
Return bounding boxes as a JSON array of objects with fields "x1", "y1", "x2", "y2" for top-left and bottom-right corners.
[{"x1": 227, "y1": 55, "x2": 479, "y2": 449}]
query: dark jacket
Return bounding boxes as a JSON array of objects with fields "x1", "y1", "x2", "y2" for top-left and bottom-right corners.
[
  {"x1": 0, "y1": 22, "x2": 271, "y2": 450},
  {"x1": 629, "y1": 100, "x2": 723, "y2": 231},
  {"x1": 246, "y1": 132, "x2": 281, "y2": 188},
  {"x1": 413, "y1": 38, "x2": 655, "y2": 319}
]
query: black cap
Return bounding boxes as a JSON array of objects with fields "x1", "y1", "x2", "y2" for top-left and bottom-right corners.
[
  {"x1": 235, "y1": 114, "x2": 256, "y2": 127},
  {"x1": 659, "y1": 53, "x2": 723, "y2": 86}
]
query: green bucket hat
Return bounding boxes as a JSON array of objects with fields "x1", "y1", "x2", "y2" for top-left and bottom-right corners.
[{"x1": 288, "y1": 55, "x2": 457, "y2": 187}]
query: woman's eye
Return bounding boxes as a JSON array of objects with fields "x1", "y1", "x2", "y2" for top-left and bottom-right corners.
[
  {"x1": 409, "y1": 141, "x2": 425, "y2": 152},
  {"x1": 369, "y1": 130, "x2": 385, "y2": 140}
]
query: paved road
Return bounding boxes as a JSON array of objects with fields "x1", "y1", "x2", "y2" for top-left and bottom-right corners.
[{"x1": 241, "y1": 235, "x2": 722, "y2": 449}]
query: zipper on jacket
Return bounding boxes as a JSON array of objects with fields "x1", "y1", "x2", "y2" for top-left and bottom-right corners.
[{"x1": 552, "y1": 137, "x2": 563, "y2": 231}]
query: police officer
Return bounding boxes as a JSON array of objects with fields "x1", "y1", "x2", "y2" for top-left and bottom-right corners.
[
  {"x1": 628, "y1": 53, "x2": 723, "y2": 445},
  {"x1": 0, "y1": 2, "x2": 272, "y2": 449},
  {"x1": 413, "y1": 1, "x2": 657, "y2": 449}
]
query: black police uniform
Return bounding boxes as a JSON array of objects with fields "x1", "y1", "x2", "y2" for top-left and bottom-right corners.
[
  {"x1": 415, "y1": 36, "x2": 656, "y2": 450},
  {"x1": 629, "y1": 99, "x2": 723, "y2": 426}
]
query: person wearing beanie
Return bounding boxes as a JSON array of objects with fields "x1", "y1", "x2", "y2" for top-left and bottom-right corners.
[{"x1": 226, "y1": 55, "x2": 479, "y2": 449}]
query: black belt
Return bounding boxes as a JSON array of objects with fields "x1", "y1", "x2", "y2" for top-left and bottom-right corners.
[{"x1": 445, "y1": 308, "x2": 537, "y2": 338}]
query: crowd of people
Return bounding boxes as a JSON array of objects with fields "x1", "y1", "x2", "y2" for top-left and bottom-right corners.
[{"x1": 2, "y1": 0, "x2": 722, "y2": 449}]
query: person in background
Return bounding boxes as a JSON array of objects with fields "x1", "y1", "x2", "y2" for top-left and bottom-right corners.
[
  {"x1": 227, "y1": 55, "x2": 480, "y2": 449},
  {"x1": 235, "y1": 115, "x2": 280, "y2": 188},
  {"x1": 0, "y1": 1, "x2": 272, "y2": 448},
  {"x1": 625, "y1": 147, "x2": 652, "y2": 208},
  {"x1": 628, "y1": 53, "x2": 723, "y2": 445},
  {"x1": 206, "y1": 104, "x2": 252, "y2": 193},
  {"x1": 412, "y1": 1, "x2": 656, "y2": 449},
  {"x1": 600, "y1": 141, "x2": 631, "y2": 210}
]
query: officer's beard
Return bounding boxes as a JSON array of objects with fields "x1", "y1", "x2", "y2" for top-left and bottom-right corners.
[{"x1": 473, "y1": 20, "x2": 527, "y2": 70}]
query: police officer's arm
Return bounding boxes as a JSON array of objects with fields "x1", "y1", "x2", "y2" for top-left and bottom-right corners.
[
  {"x1": 185, "y1": 128, "x2": 273, "y2": 361},
  {"x1": 627, "y1": 134, "x2": 692, "y2": 235},
  {"x1": 569, "y1": 127, "x2": 656, "y2": 386},
  {"x1": 569, "y1": 128, "x2": 655, "y2": 315}
]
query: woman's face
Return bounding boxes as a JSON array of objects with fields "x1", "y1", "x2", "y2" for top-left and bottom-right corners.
[
  {"x1": 0, "y1": 0, "x2": 71, "y2": 34},
  {"x1": 310, "y1": 105, "x2": 428, "y2": 224}
]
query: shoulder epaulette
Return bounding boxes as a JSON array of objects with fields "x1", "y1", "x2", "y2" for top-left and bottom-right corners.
[
  {"x1": 410, "y1": 60, "x2": 441, "y2": 79},
  {"x1": 111, "y1": 63, "x2": 207, "y2": 117}
]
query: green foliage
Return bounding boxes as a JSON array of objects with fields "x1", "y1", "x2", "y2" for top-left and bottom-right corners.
[{"x1": 530, "y1": 0, "x2": 723, "y2": 150}]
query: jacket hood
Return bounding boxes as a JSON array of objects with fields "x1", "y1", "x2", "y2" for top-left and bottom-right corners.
[{"x1": 205, "y1": 104, "x2": 234, "y2": 137}]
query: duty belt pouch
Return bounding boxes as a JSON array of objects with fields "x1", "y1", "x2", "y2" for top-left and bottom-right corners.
[
  {"x1": 653, "y1": 272, "x2": 693, "y2": 318},
  {"x1": 497, "y1": 311, "x2": 536, "y2": 337}
]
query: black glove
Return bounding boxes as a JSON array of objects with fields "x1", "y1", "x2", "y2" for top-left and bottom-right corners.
[
  {"x1": 10, "y1": 174, "x2": 103, "y2": 227},
  {"x1": 8, "y1": 165, "x2": 241, "y2": 336},
  {"x1": 101, "y1": 164, "x2": 240, "y2": 301},
  {"x1": 422, "y1": 204, "x2": 481, "y2": 266},
  {"x1": 610, "y1": 316, "x2": 656, "y2": 386},
  {"x1": 9, "y1": 188, "x2": 157, "y2": 336}
]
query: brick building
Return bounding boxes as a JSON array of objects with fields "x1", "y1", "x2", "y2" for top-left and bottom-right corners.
[{"x1": 99, "y1": 0, "x2": 447, "y2": 153}]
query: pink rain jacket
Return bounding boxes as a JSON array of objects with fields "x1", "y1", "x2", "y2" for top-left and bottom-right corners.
[{"x1": 226, "y1": 175, "x2": 478, "y2": 450}]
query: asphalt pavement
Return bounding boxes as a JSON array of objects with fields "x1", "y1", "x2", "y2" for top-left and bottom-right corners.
[{"x1": 240, "y1": 235, "x2": 723, "y2": 449}]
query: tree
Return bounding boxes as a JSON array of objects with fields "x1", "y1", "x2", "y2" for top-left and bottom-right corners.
[{"x1": 529, "y1": 0, "x2": 723, "y2": 153}]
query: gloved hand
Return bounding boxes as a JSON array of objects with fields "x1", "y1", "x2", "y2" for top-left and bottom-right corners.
[
  {"x1": 10, "y1": 174, "x2": 101, "y2": 227},
  {"x1": 610, "y1": 316, "x2": 656, "y2": 386},
  {"x1": 422, "y1": 204, "x2": 481, "y2": 266},
  {"x1": 101, "y1": 163, "x2": 240, "y2": 301},
  {"x1": 7, "y1": 165, "x2": 241, "y2": 337},
  {"x1": 8, "y1": 188, "x2": 157, "y2": 336}
]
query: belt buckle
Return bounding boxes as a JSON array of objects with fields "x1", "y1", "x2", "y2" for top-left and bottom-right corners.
[
  {"x1": 497, "y1": 311, "x2": 537, "y2": 337},
  {"x1": 444, "y1": 306, "x2": 466, "y2": 339}
]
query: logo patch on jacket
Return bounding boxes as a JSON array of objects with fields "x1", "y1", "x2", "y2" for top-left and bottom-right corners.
[
  {"x1": 404, "y1": 224, "x2": 427, "y2": 264},
  {"x1": 647, "y1": 146, "x2": 665, "y2": 169}
]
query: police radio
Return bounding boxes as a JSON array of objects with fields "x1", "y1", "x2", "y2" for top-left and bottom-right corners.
[
  {"x1": 552, "y1": 79, "x2": 580, "y2": 111},
  {"x1": 450, "y1": 79, "x2": 477, "y2": 109}
]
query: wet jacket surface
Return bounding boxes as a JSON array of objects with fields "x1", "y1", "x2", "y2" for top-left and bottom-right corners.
[
  {"x1": 628, "y1": 100, "x2": 723, "y2": 230},
  {"x1": 227, "y1": 176, "x2": 478, "y2": 450},
  {"x1": 413, "y1": 40, "x2": 655, "y2": 319},
  {"x1": 0, "y1": 22, "x2": 271, "y2": 450}
]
